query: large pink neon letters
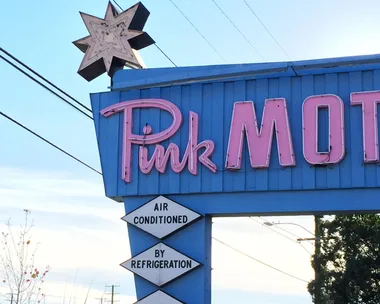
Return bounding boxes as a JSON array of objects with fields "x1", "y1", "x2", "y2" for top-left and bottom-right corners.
[
  {"x1": 101, "y1": 99, "x2": 216, "y2": 183},
  {"x1": 100, "y1": 90, "x2": 380, "y2": 183},
  {"x1": 351, "y1": 91, "x2": 380, "y2": 163},
  {"x1": 225, "y1": 99, "x2": 296, "y2": 169},
  {"x1": 302, "y1": 95, "x2": 345, "y2": 165}
]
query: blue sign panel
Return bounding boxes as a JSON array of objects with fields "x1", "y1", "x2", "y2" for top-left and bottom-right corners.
[{"x1": 90, "y1": 54, "x2": 380, "y2": 303}]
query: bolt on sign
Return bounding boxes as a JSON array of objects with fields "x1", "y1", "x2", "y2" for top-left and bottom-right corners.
[{"x1": 90, "y1": 51, "x2": 380, "y2": 303}]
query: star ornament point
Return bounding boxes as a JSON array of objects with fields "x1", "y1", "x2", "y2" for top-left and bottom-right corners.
[{"x1": 73, "y1": 1, "x2": 154, "y2": 81}]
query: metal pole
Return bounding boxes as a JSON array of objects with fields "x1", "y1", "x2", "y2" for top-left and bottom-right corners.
[
  {"x1": 111, "y1": 285, "x2": 114, "y2": 304},
  {"x1": 314, "y1": 215, "x2": 322, "y2": 304}
]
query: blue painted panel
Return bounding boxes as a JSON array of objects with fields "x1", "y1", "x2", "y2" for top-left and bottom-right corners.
[
  {"x1": 301, "y1": 75, "x2": 316, "y2": 190},
  {"x1": 278, "y1": 77, "x2": 292, "y2": 190},
  {"x1": 290, "y1": 77, "x2": 303, "y2": 190},
  {"x1": 324, "y1": 74, "x2": 340, "y2": 189},
  {"x1": 362, "y1": 71, "x2": 377, "y2": 187},
  {"x1": 91, "y1": 57, "x2": 380, "y2": 200},
  {"x1": 338, "y1": 73, "x2": 352, "y2": 188},
  {"x1": 255, "y1": 78, "x2": 269, "y2": 191},
  {"x1": 222, "y1": 82, "x2": 235, "y2": 193},
  {"x1": 349, "y1": 72, "x2": 366, "y2": 188}
]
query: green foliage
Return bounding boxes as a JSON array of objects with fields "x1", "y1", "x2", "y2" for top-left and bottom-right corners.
[{"x1": 308, "y1": 214, "x2": 380, "y2": 304}]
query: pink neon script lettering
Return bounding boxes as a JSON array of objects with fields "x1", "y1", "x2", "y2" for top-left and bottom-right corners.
[
  {"x1": 226, "y1": 99, "x2": 296, "y2": 169},
  {"x1": 139, "y1": 112, "x2": 216, "y2": 175},
  {"x1": 351, "y1": 91, "x2": 380, "y2": 163},
  {"x1": 302, "y1": 95, "x2": 345, "y2": 164},
  {"x1": 101, "y1": 99, "x2": 216, "y2": 183}
]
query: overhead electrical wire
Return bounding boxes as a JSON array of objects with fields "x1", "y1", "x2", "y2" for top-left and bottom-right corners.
[
  {"x1": 258, "y1": 216, "x2": 315, "y2": 244},
  {"x1": 112, "y1": 0, "x2": 124, "y2": 11},
  {"x1": 249, "y1": 217, "x2": 313, "y2": 255},
  {"x1": 212, "y1": 237, "x2": 309, "y2": 283},
  {"x1": 255, "y1": 216, "x2": 314, "y2": 246},
  {"x1": 0, "y1": 47, "x2": 92, "y2": 113},
  {"x1": 0, "y1": 111, "x2": 101, "y2": 175},
  {"x1": 243, "y1": 0, "x2": 291, "y2": 60},
  {"x1": 249, "y1": 217, "x2": 299, "y2": 244},
  {"x1": 112, "y1": 0, "x2": 178, "y2": 67},
  {"x1": 210, "y1": 0, "x2": 265, "y2": 61},
  {"x1": 168, "y1": 0, "x2": 227, "y2": 63},
  {"x1": 0, "y1": 53, "x2": 93, "y2": 121},
  {"x1": 154, "y1": 44, "x2": 178, "y2": 67}
]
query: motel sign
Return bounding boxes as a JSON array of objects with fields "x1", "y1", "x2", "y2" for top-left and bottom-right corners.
[
  {"x1": 101, "y1": 91, "x2": 380, "y2": 183},
  {"x1": 90, "y1": 54, "x2": 380, "y2": 303}
]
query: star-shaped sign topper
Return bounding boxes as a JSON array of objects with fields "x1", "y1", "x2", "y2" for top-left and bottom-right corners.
[{"x1": 73, "y1": 1, "x2": 154, "y2": 81}]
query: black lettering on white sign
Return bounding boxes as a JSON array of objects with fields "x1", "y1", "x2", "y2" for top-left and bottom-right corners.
[
  {"x1": 121, "y1": 242, "x2": 201, "y2": 286},
  {"x1": 122, "y1": 196, "x2": 202, "y2": 239}
]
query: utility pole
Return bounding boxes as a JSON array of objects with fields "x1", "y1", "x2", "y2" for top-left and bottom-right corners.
[
  {"x1": 105, "y1": 285, "x2": 120, "y2": 304},
  {"x1": 111, "y1": 285, "x2": 114, "y2": 304},
  {"x1": 314, "y1": 215, "x2": 322, "y2": 304},
  {"x1": 95, "y1": 297, "x2": 104, "y2": 304}
]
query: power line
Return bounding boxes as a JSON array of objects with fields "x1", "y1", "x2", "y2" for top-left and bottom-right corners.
[
  {"x1": 0, "y1": 47, "x2": 92, "y2": 113},
  {"x1": 254, "y1": 216, "x2": 314, "y2": 246},
  {"x1": 154, "y1": 44, "x2": 178, "y2": 67},
  {"x1": 212, "y1": 237, "x2": 309, "y2": 283},
  {"x1": 111, "y1": 0, "x2": 123, "y2": 12},
  {"x1": 249, "y1": 217, "x2": 299, "y2": 244},
  {"x1": 210, "y1": 0, "x2": 265, "y2": 61},
  {"x1": 0, "y1": 54, "x2": 93, "y2": 121},
  {"x1": 111, "y1": 0, "x2": 178, "y2": 67},
  {"x1": 169, "y1": 0, "x2": 227, "y2": 63},
  {"x1": 256, "y1": 216, "x2": 302, "y2": 240},
  {"x1": 299, "y1": 242, "x2": 313, "y2": 255},
  {"x1": 243, "y1": 0, "x2": 290, "y2": 60},
  {"x1": 0, "y1": 110, "x2": 101, "y2": 175},
  {"x1": 250, "y1": 217, "x2": 314, "y2": 256}
]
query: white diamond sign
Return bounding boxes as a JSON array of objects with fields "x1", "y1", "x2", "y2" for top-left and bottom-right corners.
[
  {"x1": 121, "y1": 242, "x2": 201, "y2": 286},
  {"x1": 122, "y1": 196, "x2": 202, "y2": 239},
  {"x1": 134, "y1": 290, "x2": 183, "y2": 304}
]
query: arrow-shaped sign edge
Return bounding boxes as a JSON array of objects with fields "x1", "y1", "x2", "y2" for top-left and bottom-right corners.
[
  {"x1": 133, "y1": 290, "x2": 185, "y2": 304},
  {"x1": 121, "y1": 195, "x2": 203, "y2": 239},
  {"x1": 120, "y1": 242, "x2": 203, "y2": 287}
]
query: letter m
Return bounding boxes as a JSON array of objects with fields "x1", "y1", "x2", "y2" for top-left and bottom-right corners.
[{"x1": 226, "y1": 99, "x2": 295, "y2": 169}]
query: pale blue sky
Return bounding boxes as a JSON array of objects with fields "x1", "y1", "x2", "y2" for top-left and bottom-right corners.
[{"x1": 1, "y1": 0, "x2": 380, "y2": 303}]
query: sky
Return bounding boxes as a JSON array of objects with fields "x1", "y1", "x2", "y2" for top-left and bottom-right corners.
[{"x1": 1, "y1": 0, "x2": 380, "y2": 303}]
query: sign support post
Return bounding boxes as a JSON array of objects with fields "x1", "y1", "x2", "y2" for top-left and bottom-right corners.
[{"x1": 124, "y1": 197, "x2": 212, "y2": 304}]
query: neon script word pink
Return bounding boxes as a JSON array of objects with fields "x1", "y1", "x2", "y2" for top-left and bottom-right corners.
[
  {"x1": 101, "y1": 99, "x2": 217, "y2": 183},
  {"x1": 101, "y1": 91, "x2": 380, "y2": 183}
]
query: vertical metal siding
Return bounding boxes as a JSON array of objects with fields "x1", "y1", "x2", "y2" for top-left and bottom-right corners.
[{"x1": 92, "y1": 70, "x2": 380, "y2": 197}]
